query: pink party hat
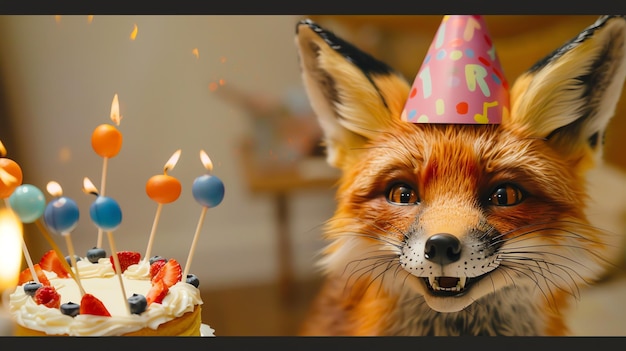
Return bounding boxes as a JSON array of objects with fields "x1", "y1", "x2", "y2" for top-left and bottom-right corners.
[{"x1": 402, "y1": 15, "x2": 509, "y2": 124}]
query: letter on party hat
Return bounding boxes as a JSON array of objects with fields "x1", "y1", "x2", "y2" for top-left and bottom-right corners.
[{"x1": 402, "y1": 15, "x2": 509, "y2": 124}]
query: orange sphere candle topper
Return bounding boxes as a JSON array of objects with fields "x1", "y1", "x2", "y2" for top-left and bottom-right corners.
[
  {"x1": 143, "y1": 149, "x2": 182, "y2": 261},
  {"x1": 91, "y1": 93, "x2": 123, "y2": 248},
  {"x1": 0, "y1": 140, "x2": 23, "y2": 199}
]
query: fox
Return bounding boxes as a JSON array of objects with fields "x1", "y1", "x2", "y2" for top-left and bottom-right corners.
[{"x1": 294, "y1": 15, "x2": 626, "y2": 336}]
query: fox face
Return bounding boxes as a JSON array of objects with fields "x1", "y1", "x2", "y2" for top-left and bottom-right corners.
[{"x1": 295, "y1": 16, "x2": 626, "y2": 335}]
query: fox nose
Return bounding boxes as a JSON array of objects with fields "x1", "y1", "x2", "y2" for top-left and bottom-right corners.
[{"x1": 424, "y1": 233, "x2": 462, "y2": 265}]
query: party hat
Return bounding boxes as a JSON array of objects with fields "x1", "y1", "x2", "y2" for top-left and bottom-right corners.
[{"x1": 402, "y1": 15, "x2": 509, "y2": 124}]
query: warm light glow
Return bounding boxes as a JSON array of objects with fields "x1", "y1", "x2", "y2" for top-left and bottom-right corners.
[
  {"x1": 130, "y1": 24, "x2": 138, "y2": 40},
  {"x1": 164, "y1": 149, "x2": 182, "y2": 174},
  {"x1": 192, "y1": 48, "x2": 199, "y2": 59},
  {"x1": 219, "y1": 79, "x2": 226, "y2": 86},
  {"x1": 220, "y1": 56, "x2": 227, "y2": 63},
  {"x1": 0, "y1": 208, "x2": 23, "y2": 291},
  {"x1": 46, "y1": 181, "x2": 63, "y2": 197},
  {"x1": 82, "y1": 177, "x2": 98, "y2": 196},
  {"x1": 199, "y1": 149, "x2": 213, "y2": 173},
  {"x1": 58, "y1": 146, "x2": 72, "y2": 163},
  {"x1": 209, "y1": 82, "x2": 218, "y2": 92},
  {"x1": 55, "y1": 15, "x2": 61, "y2": 24},
  {"x1": 0, "y1": 140, "x2": 6, "y2": 157},
  {"x1": 110, "y1": 94, "x2": 122, "y2": 126},
  {"x1": 87, "y1": 15, "x2": 94, "y2": 23}
]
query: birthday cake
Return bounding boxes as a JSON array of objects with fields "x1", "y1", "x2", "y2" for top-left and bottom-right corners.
[
  {"x1": 1, "y1": 94, "x2": 224, "y2": 336},
  {"x1": 9, "y1": 249, "x2": 207, "y2": 336}
]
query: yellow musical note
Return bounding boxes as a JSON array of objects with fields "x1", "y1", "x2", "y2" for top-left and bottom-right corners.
[{"x1": 474, "y1": 101, "x2": 498, "y2": 124}]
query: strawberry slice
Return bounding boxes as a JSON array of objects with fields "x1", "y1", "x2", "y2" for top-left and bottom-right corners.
[
  {"x1": 18, "y1": 264, "x2": 51, "y2": 286},
  {"x1": 109, "y1": 251, "x2": 141, "y2": 273},
  {"x1": 34, "y1": 285, "x2": 61, "y2": 309},
  {"x1": 80, "y1": 293, "x2": 111, "y2": 317},
  {"x1": 146, "y1": 279, "x2": 169, "y2": 305},
  {"x1": 151, "y1": 258, "x2": 182, "y2": 288},
  {"x1": 39, "y1": 250, "x2": 71, "y2": 278},
  {"x1": 150, "y1": 260, "x2": 166, "y2": 280}
]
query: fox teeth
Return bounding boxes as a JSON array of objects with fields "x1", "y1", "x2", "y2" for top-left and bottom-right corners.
[
  {"x1": 458, "y1": 276, "x2": 467, "y2": 290},
  {"x1": 428, "y1": 276, "x2": 467, "y2": 292}
]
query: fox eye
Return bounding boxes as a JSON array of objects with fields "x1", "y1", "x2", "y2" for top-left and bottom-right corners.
[
  {"x1": 488, "y1": 184, "x2": 524, "y2": 206},
  {"x1": 387, "y1": 183, "x2": 419, "y2": 205}
]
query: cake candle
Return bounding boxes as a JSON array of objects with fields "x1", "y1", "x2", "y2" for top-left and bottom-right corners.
[
  {"x1": 83, "y1": 177, "x2": 129, "y2": 314},
  {"x1": 91, "y1": 94, "x2": 123, "y2": 248},
  {"x1": 7, "y1": 183, "x2": 80, "y2": 284},
  {"x1": 43, "y1": 181, "x2": 86, "y2": 296},
  {"x1": 183, "y1": 150, "x2": 225, "y2": 278},
  {"x1": 144, "y1": 149, "x2": 182, "y2": 262}
]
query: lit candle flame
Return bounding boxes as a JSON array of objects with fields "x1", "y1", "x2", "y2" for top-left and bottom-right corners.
[
  {"x1": 0, "y1": 169, "x2": 18, "y2": 187},
  {"x1": 0, "y1": 139, "x2": 18, "y2": 186},
  {"x1": 46, "y1": 181, "x2": 63, "y2": 197},
  {"x1": 0, "y1": 208, "x2": 23, "y2": 291},
  {"x1": 82, "y1": 177, "x2": 99, "y2": 196},
  {"x1": 0, "y1": 139, "x2": 7, "y2": 157},
  {"x1": 192, "y1": 48, "x2": 199, "y2": 59},
  {"x1": 164, "y1": 149, "x2": 182, "y2": 175},
  {"x1": 110, "y1": 94, "x2": 122, "y2": 126},
  {"x1": 199, "y1": 149, "x2": 213, "y2": 173},
  {"x1": 130, "y1": 24, "x2": 138, "y2": 40}
]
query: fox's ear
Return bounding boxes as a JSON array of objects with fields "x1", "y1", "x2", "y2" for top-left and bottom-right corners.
[
  {"x1": 295, "y1": 19, "x2": 410, "y2": 169},
  {"x1": 509, "y1": 15, "x2": 626, "y2": 165}
]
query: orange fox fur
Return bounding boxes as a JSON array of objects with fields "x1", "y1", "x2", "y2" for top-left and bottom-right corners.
[{"x1": 295, "y1": 16, "x2": 626, "y2": 336}]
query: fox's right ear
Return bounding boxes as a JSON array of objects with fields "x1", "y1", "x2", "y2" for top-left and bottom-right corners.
[{"x1": 295, "y1": 19, "x2": 410, "y2": 169}]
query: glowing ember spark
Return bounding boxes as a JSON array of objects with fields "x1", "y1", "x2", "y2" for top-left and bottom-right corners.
[
  {"x1": 110, "y1": 94, "x2": 122, "y2": 126},
  {"x1": 219, "y1": 79, "x2": 226, "y2": 86},
  {"x1": 87, "y1": 15, "x2": 94, "y2": 23},
  {"x1": 46, "y1": 181, "x2": 63, "y2": 197},
  {"x1": 164, "y1": 149, "x2": 182, "y2": 174},
  {"x1": 192, "y1": 48, "x2": 199, "y2": 59},
  {"x1": 82, "y1": 177, "x2": 99, "y2": 196},
  {"x1": 199, "y1": 150, "x2": 214, "y2": 173},
  {"x1": 130, "y1": 24, "x2": 138, "y2": 40},
  {"x1": 208, "y1": 82, "x2": 218, "y2": 92},
  {"x1": 0, "y1": 140, "x2": 7, "y2": 157}
]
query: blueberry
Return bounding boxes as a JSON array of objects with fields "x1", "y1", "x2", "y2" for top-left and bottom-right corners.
[
  {"x1": 128, "y1": 293, "x2": 147, "y2": 315},
  {"x1": 149, "y1": 255, "x2": 166, "y2": 265},
  {"x1": 186, "y1": 274, "x2": 200, "y2": 288},
  {"x1": 86, "y1": 247, "x2": 107, "y2": 263},
  {"x1": 60, "y1": 302, "x2": 80, "y2": 317},
  {"x1": 23, "y1": 281, "x2": 43, "y2": 297},
  {"x1": 65, "y1": 254, "x2": 82, "y2": 267}
]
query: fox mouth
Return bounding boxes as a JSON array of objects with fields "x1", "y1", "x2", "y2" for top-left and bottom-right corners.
[{"x1": 422, "y1": 275, "x2": 485, "y2": 297}]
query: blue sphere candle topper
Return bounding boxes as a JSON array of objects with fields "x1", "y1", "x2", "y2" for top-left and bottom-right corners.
[
  {"x1": 82, "y1": 176, "x2": 129, "y2": 312},
  {"x1": 43, "y1": 181, "x2": 86, "y2": 295},
  {"x1": 184, "y1": 150, "x2": 225, "y2": 278},
  {"x1": 43, "y1": 182, "x2": 80, "y2": 235}
]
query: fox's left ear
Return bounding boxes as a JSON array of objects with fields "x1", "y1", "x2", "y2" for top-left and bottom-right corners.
[
  {"x1": 509, "y1": 15, "x2": 626, "y2": 164},
  {"x1": 294, "y1": 19, "x2": 410, "y2": 170}
]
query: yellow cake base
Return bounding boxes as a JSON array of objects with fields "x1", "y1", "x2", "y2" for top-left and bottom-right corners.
[{"x1": 13, "y1": 305, "x2": 202, "y2": 336}]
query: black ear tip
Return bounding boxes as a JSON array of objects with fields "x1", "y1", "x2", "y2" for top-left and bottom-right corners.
[{"x1": 296, "y1": 18, "x2": 323, "y2": 35}]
